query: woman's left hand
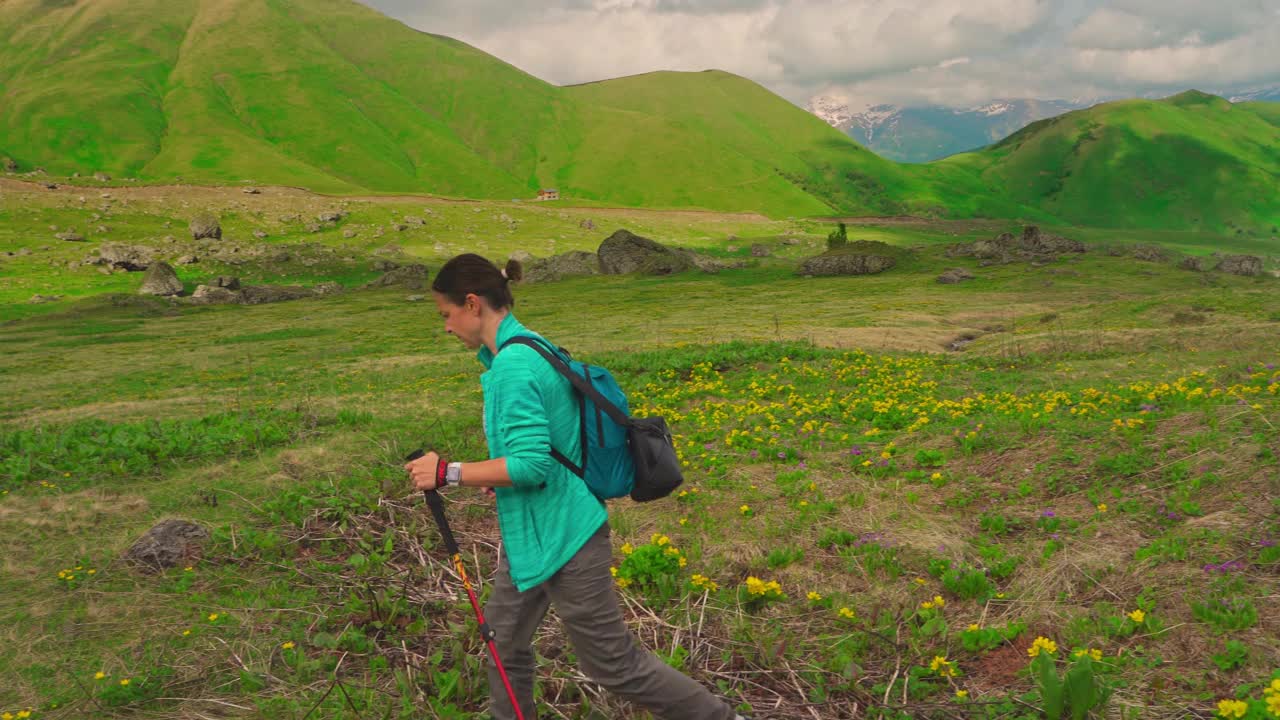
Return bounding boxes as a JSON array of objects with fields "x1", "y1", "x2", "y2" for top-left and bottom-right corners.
[{"x1": 405, "y1": 451, "x2": 443, "y2": 492}]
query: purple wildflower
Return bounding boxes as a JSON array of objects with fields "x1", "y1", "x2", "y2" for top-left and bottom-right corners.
[{"x1": 1041, "y1": 509, "x2": 1056, "y2": 518}]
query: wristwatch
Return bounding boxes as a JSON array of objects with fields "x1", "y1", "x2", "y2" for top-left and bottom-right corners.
[{"x1": 445, "y1": 462, "x2": 463, "y2": 487}]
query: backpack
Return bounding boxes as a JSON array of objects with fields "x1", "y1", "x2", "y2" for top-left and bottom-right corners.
[{"x1": 500, "y1": 336, "x2": 683, "y2": 503}]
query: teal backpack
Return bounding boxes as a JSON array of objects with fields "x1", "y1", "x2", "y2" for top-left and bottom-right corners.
[{"x1": 500, "y1": 336, "x2": 682, "y2": 503}]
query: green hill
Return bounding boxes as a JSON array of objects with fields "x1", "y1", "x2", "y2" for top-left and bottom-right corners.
[
  {"x1": 0, "y1": 0, "x2": 943, "y2": 217},
  {"x1": 946, "y1": 91, "x2": 1280, "y2": 231},
  {"x1": 0, "y1": 1, "x2": 1277, "y2": 231}
]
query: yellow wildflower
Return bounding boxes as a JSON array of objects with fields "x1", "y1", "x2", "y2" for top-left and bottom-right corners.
[
  {"x1": 930, "y1": 472, "x2": 943, "y2": 481},
  {"x1": 1216, "y1": 699, "x2": 1247, "y2": 719},
  {"x1": 1096, "y1": 503, "x2": 1107, "y2": 512},
  {"x1": 955, "y1": 689, "x2": 968, "y2": 699},
  {"x1": 930, "y1": 655, "x2": 956, "y2": 677},
  {"x1": 282, "y1": 641, "x2": 295, "y2": 650},
  {"x1": 740, "y1": 504, "x2": 751, "y2": 515},
  {"x1": 120, "y1": 678, "x2": 130, "y2": 686},
  {"x1": 1027, "y1": 637, "x2": 1058, "y2": 657},
  {"x1": 621, "y1": 543, "x2": 633, "y2": 555},
  {"x1": 1073, "y1": 648, "x2": 1103, "y2": 661},
  {"x1": 1128, "y1": 609, "x2": 1145, "y2": 624},
  {"x1": 967, "y1": 623, "x2": 980, "y2": 632},
  {"x1": 838, "y1": 607, "x2": 856, "y2": 620},
  {"x1": 807, "y1": 591, "x2": 823, "y2": 602},
  {"x1": 95, "y1": 671, "x2": 106, "y2": 680},
  {"x1": 208, "y1": 613, "x2": 219, "y2": 622}
]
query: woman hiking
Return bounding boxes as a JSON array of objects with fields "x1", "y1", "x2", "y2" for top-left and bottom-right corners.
[{"x1": 405, "y1": 253, "x2": 748, "y2": 720}]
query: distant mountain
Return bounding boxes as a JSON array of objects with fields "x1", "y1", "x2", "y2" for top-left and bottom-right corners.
[
  {"x1": 1227, "y1": 85, "x2": 1280, "y2": 103},
  {"x1": 808, "y1": 96, "x2": 1088, "y2": 163}
]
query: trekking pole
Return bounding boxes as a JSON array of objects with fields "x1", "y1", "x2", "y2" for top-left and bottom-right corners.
[{"x1": 406, "y1": 450, "x2": 526, "y2": 720}]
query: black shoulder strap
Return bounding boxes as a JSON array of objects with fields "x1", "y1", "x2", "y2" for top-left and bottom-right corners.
[{"x1": 500, "y1": 336, "x2": 632, "y2": 428}]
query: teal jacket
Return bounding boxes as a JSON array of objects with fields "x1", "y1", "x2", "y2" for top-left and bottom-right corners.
[{"x1": 477, "y1": 314, "x2": 608, "y2": 591}]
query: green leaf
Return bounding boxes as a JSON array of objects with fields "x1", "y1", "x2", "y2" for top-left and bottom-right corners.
[{"x1": 1035, "y1": 654, "x2": 1064, "y2": 720}]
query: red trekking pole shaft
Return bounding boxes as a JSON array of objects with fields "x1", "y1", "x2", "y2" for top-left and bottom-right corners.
[{"x1": 409, "y1": 451, "x2": 526, "y2": 720}]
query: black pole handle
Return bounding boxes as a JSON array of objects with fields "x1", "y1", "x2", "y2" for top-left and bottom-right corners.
[{"x1": 406, "y1": 449, "x2": 461, "y2": 556}]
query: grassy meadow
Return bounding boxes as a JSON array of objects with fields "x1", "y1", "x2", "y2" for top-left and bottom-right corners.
[{"x1": 2, "y1": 179, "x2": 1280, "y2": 719}]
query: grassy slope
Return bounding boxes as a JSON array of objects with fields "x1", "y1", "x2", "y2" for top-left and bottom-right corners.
[{"x1": 951, "y1": 92, "x2": 1280, "y2": 232}]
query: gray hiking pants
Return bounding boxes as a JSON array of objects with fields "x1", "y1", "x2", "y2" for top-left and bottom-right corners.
[{"x1": 484, "y1": 521, "x2": 737, "y2": 720}]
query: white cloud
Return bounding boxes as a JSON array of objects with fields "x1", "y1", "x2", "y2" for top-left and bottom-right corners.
[{"x1": 360, "y1": 0, "x2": 1280, "y2": 107}]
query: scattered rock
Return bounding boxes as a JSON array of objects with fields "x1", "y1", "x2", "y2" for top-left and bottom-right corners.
[
  {"x1": 406, "y1": 294, "x2": 426, "y2": 302},
  {"x1": 312, "y1": 281, "x2": 344, "y2": 296},
  {"x1": 125, "y1": 519, "x2": 209, "y2": 572},
  {"x1": 1, "y1": 157, "x2": 17, "y2": 172},
  {"x1": 138, "y1": 262, "x2": 184, "y2": 296},
  {"x1": 509, "y1": 250, "x2": 533, "y2": 263},
  {"x1": 524, "y1": 251, "x2": 601, "y2": 283},
  {"x1": 317, "y1": 211, "x2": 345, "y2": 223},
  {"x1": 243, "y1": 187, "x2": 261, "y2": 194},
  {"x1": 403, "y1": 216, "x2": 424, "y2": 226},
  {"x1": 189, "y1": 285, "x2": 241, "y2": 305},
  {"x1": 598, "y1": 229, "x2": 694, "y2": 275},
  {"x1": 213, "y1": 276, "x2": 240, "y2": 290},
  {"x1": 305, "y1": 223, "x2": 322, "y2": 233},
  {"x1": 363, "y1": 264, "x2": 431, "y2": 291},
  {"x1": 28, "y1": 294, "x2": 61, "y2": 304},
  {"x1": 948, "y1": 226, "x2": 1084, "y2": 263},
  {"x1": 750, "y1": 244, "x2": 771, "y2": 257},
  {"x1": 189, "y1": 213, "x2": 222, "y2": 240},
  {"x1": 56, "y1": 232, "x2": 85, "y2": 242},
  {"x1": 174, "y1": 255, "x2": 198, "y2": 265},
  {"x1": 1179, "y1": 256, "x2": 1211, "y2": 272},
  {"x1": 252, "y1": 230, "x2": 268, "y2": 240},
  {"x1": 1131, "y1": 244, "x2": 1171, "y2": 263},
  {"x1": 1216, "y1": 254, "x2": 1263, "y2": 276},
  {"x1": 93, "y1": 172, "x2": 111, "y2": 182},
  {"x1": 96, "y1": 243, "x2": 158, "y2": 271},
  {"x1": 371, "y1": 260, "x2": 400, "y2": 272},
  {"x1": 579, "y1": 219, "x2": 596, "y2": 230},
  {"x1": 797, "y1": 252, "x2": 896, "y2": 277},
  {"x1": 239, "y1": 285, "x2": 317, "y2": 305},
  {"x1": 342, "y1": 229, "x2": 357, "y2": 239},
  {"x1": 936, "y1": 268, "x2": 975, "y2": 284}
]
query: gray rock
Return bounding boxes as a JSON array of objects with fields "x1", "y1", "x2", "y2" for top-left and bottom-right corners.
[
  {"x1": 342, "y1": 229, "x2": 357, "y2": 239},
  {"x1": 305, "y1": 223, "x2": 322, "y2": 233},
  {"x1": 948, "y1": 226, "x2": 1084, "y2": 263},
  {"x1": 936, "y1": 268, "x2": 975, "y2": 284},
  {"x1": 797, "y1": 253, "x2": 896, "y2": 277},
  {"x1": 1131, "y1": 244, "x2": 1171, "y2": 262},
  {"x1": 189, "y1": 213, "x2": 222, "y2": 240},
  {"x1": 363, "y1": 264, "x2": 431, "y2": 291},
  {"x1": 139, "y1": 262, "x2": 184, "y2": 296},
  {"x1": 317, "y1": 211, "x2": 345, "y2": 223},
  {"x1": 174, "y1": 255, "x2": 198, "y2": 265},
  {"x1": 371, "y1": 260, "x2": 400, "y2": 272},
  {"x1": 1179, "y1": 256, "x2": 1211, "y2": 272},
  {"x1": 93, "y1": 172, "x2": 112, "y2": 182},
  {"x1": 403, "y1": 216, "x2": 425, "y2": 226},
  {"x1": 1216, "y1": 254, "x2": 1263, "y2": 276},
  {"x1": 98, "y1": 243, "x2": 157, "y2": 271},
  {"x1": 239, "y1": 285, "x2": 317, "y2": 305},
  {"x1": 125, "y1": 519, "x2": 209, "y2": 573},
  {"x1": 56, "y1": 232, "x2": 85, "y2": 242},
  {"x1": 598, "y1": 229, "x2": 694, "y2": 275},
  {"x1": 213, "y1": 276, "x2": 241, "y2": 290},
  {"x1": 243, "y1": 187, "x2": 261, "y2": 194},
  {"x1": 524, "y1": 251, "x2": 601, "y2": 283},
  {"x1": 252, "y1": 230, "x2": 268, "y2": 240},
  {"x1": 509, "y1": 250, "x2": 533, "y2": 263},
  {"x1": 406, "y1": 294, "x2": 426, "y2": 302},
  {"x1": 189, "y1": 285, "x2": 241, "y2": 304},
  {"x1": 313, "y1": 281, "x2": 344, "y2": 296},
  {"x1": 750, "y1": 244, "x2": 771, "y2": 257},
  {"x1": 2, "y1": 157, "x2": 17, "y2": 172},
  {"x1": 579, "y1": 219, "x2": 596, "y2": 230},
  {"x1": 28, "y1": 294, "x2": 61, "y2": 304}
]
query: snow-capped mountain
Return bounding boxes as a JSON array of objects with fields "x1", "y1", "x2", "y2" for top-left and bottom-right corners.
[
  {"x1": 807, "y1": 95, "x2": 1087, "y2": 163},
  {"x1": 1226, "y1": 85, "x2": 1280, "y2": 103}
]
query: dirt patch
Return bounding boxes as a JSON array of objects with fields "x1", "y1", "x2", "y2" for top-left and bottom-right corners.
[
  {"x1": 0, "y1": 488, "x2": 149, "y2": 530},
  {"x1": 15, "y1": 395, "x2": 221, "y2": 425}
]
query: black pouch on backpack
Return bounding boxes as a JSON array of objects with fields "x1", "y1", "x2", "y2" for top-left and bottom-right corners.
[{"x1": 627, "y1": 416, "x2": 684, "y2": 502}]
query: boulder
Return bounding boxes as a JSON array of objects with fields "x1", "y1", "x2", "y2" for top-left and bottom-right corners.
[
  {"x1": 362, "y1": 264, "x2": 431, "y2": 290},
  {"x1": 1179, "y1": 256, "x2": 1211, "y2": 272},
  {"x1": 239, "y1": 285, "x2": 316, "y2": 305},
  {"x1": 125, "y1": 519, "x2": 209, "y2": 572},
  {"x1": 797, "y1": 253, "x2": 896, "y2": 277},
  {"x1": 597, "y1": 229, "x2": 693, "y2": 275},
  {"x1": 524, "y1": 251, "x2": 601, "y2": 283},
  {"x1": 936, "y1": 268, "x2": 975, "y2": 284},
  {"x1": 138, "y1": 262, "x2": 184, "y2": 296},
  {"x1": 213, "y1": 276, "x2": 240, "y2": 290},
  {"x1": 189, "y1": 285, "x2": 241, "y2": 305},
  {"x1": 1131, "y1": 244, "x2": 1171, "y2": 262},
  {"x1": 317, "y1": 211, "x2": 345, "y2": 223},
  {"x1": 1216, "y1": 254, "x2": 1263, "y2": 276},
  {"x1": 948, "y1": 226, "x2": 1084, "y2": 263},
  {"x1": 189, "y1": 213, "x2": 221, "y2": 240},
  {"x1": 97, "y1": 243, "x2": 158, "y2": 271}
]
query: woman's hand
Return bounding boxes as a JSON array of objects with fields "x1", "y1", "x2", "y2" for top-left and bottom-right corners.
[{"x1": 405, "y1": 451, "x2": 443, "y2": 492}]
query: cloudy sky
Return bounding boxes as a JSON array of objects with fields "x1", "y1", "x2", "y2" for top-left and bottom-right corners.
[{"x1": 360, "y1": 0, "x2": 1280, "y2": 109}]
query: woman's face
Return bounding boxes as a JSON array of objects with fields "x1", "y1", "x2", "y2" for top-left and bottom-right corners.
[{"x1": 433, "y1": 291, "x2": 484, "y2": 350}]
